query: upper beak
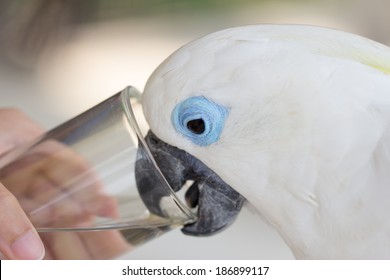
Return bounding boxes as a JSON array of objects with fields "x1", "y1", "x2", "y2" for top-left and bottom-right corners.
[{"x1": 135, "y1": 130, "x2": 245, "y2": 236}]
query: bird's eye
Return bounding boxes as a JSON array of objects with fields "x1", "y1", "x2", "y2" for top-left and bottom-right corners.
[
  {"x1": 171, "y1": 96, "x2": 228, "y2": 146},
  {"x1": 187, "y1": 119, "x2": 205, "y2": 134}
]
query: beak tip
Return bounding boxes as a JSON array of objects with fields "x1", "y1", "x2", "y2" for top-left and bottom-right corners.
[
  {"x1": 181, "y1": 222, "x2": 230, "y2": 237},
  {"x1": 180, "y1": 182, "x2": 245, "y2": 237}
]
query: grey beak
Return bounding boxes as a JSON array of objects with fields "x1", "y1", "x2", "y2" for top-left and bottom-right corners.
[{"x1": 135, "y1": 130, "x2": 245, "y2": 236}]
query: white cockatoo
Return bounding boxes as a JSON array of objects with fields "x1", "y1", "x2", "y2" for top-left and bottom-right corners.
[{"x1": 135, "y1": 25, "x2": 390, "y2": 259}]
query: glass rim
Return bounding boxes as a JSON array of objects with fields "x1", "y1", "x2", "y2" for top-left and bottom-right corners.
[{"x1": 121, "y1": 86, "x2": 198, "y2": 224}]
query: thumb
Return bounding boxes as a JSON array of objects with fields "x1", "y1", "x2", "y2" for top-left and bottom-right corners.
[{"x1": 0, "y1": 182, "x2": 45, "y2": 259}]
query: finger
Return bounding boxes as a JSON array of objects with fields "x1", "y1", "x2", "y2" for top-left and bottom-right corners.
[
  {"x1": 38, "y1": 143, "x2": 119, "y2": 218},
  {"x1": 78, "y1": 230, "x2": 132, "y2": 259},
  {"x1": 0, "y1": 108, "x2": 43, "y2": 154},
  {"x1": 31, "y1": 149, "x2": 119, "y2": 225},
  {"x1": 39, "y1": 231, "x2": 91, "y2": 260},
  {"x1": 1, "y1": 141, "x2": 119, "y2": 229},
  {"x1": 29, "y1": 141, "x2": 119, "y2": 218},
  {"x1": 41, "y1": 230, "x2": 132, "y2": 260},
  {"x1": 0, "y1": 182, "x2": 45, "y2": 259},
  {"x1": 0, "y1": 155, "x2": 93, "y2": 228}
]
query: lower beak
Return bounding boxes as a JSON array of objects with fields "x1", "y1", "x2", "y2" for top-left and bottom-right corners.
[{"x1": 136, "y1": 130, "x2": 245, "y2": 236}]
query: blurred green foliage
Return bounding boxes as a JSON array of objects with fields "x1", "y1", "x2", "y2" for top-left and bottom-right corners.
[
  {"x1": 95, "y1": 0, "x2": 316, "y2": 19},
  {"x1": 0, "y1": 0, "x2": 320, "y2": 25},
  {"x1": 99, "y1": 0, "x2": 258, "y2": 15}
]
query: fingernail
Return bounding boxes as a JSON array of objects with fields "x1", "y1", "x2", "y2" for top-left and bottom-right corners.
[{"x1": 11, "y1": 230, "x2": 45, "y2": 260}]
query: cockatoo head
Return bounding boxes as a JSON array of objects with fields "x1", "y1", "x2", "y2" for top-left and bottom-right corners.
[{"x1": 136, "y1": 25, "x2": 390, "y2": 241}]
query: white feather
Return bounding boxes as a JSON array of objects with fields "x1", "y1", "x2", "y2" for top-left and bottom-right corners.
[{"x1": 142, "y1": 25, "x2": 390, "y2": 259}]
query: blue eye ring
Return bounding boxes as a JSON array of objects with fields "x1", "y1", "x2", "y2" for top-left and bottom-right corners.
[{"x1": 171, "y1": 96, "x2": 229, "y2": 146}]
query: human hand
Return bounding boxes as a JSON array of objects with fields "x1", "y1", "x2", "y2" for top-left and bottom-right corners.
[
  {"x1": 0, "y1": 109, "x2": 131, "y2": 259},
  {"x1": 0, "y1": 109, "x2": 45, "y2": 259}
]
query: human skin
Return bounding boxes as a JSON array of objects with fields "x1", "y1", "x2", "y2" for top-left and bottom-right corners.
[{"x1": 0, "y1": 108, "x2": 131, "y2": 259}]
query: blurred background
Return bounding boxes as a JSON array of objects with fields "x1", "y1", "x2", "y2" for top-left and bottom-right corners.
[{"x1": 0, "y1": 0, "x2": 389, "y2": 259}]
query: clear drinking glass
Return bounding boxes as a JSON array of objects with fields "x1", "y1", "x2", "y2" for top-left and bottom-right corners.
[{"x1": 0, "y1": 86, "x2": 197, "y2": 259}]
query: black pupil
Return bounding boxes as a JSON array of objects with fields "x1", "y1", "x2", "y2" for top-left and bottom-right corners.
[{"x1": 187, "y1": 119, "x2": 205, "y2": 134}]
